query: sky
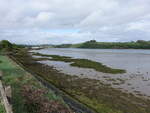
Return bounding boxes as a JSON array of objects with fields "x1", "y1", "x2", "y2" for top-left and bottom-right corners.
[{"x1": 0, "y1": 0, "x2": 150, "y2": 45}]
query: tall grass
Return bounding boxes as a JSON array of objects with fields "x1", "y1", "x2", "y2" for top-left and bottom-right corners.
[{"x1": 0, "y1": 55, "x2": 69, "y2": 113}]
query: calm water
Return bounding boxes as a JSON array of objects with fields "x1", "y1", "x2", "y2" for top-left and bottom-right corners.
[{"x1": 32, "y1": 48, "x2": 150, "y2": 97}]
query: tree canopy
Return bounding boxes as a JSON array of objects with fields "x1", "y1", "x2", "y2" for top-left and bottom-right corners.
[
  {"x1": 0, "y1": 40, "x2": 24, "y2": 51},
  {"x1": 54, "y1": 40, "x2": 150, "y2": 49},
  {"x1": 0, "y1": 40, "x2": 13, "y2": 50}
]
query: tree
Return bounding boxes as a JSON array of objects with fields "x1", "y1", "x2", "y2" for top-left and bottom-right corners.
[
  {"x1": 0, "y1": 40, "x2": 13, "y2": 50},
  {"x1": 136, "y1": 40, "x2": 147, "y2": 44}
]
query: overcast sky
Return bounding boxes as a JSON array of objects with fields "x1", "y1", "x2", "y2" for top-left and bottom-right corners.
[{"x1": 0, "y1": 0, "x2": 150, "y2": 44}]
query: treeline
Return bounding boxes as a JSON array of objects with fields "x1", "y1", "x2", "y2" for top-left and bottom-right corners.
[
  {"x1": 53, "y1": 44, "x2": 72, "y2": 48},
  {"x1": 54, "y1": 40, "x2": 150, "y2": 49},
  {"x1": 0, "y1": 40, "x2": 24, "y2": 51}
]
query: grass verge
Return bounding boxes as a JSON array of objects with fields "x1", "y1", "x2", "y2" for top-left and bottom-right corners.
[
  {"x1": 0, "y1": 100, "x2": 6, "y2": 113},
  {"x1": 0, "y1": 55, "x2": 72, "y2": 113}
]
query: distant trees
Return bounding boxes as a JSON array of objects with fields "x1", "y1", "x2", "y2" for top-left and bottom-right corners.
[
  {"x1": 0, "y1": 40, "x2": 24, "y2": 51},
  {"x1": 54, "y1": 44, "x2": 72, "y2": 48},
  {"x1": 86, "y1": 40, "x2": 97, "y2": 43},
  {"x1": 136, "y1": 40, "x2": 147, "y2": 43},
  {"x1": 77, "y1": 40, "x2": 150, "y2": 49},
  {"x1": 55, "y1": 40, "x2": 150, "y2": 49},
  {"x1": 0, "y1": 40, "x2": 13, "y2": 51}
]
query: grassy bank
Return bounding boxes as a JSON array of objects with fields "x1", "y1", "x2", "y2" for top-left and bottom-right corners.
[
  {"x1": 0, "y1": 55, "x2": 72, "y2": 113},
  {"x1": 0, "y1": 101, "x2": 6, "y2": 113},
  {"x1": 0, "y1": 60, "x2": 6, "y2": 113},
  {"x1": 11, "y1": 49, "x2": 150, "y2": 113},
  {"x1": 33, "y1": 52, "x2": 126, "y2": 74}
]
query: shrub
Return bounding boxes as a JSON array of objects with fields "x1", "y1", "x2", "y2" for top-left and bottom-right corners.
[{"x1": 22, "y1": 85, "x2": 72, "y2": 113}]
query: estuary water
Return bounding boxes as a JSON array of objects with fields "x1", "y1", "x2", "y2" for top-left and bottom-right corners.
[{"x1": 32, "y1": 48, "x2": 150, "y2": 97}]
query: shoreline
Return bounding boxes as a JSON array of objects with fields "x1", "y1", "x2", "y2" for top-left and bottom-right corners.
[
  {"x1": 9, "y1": 55, "x2": 95, "y2": 113},
  {"x1": 0, "y1": 55, "x2": 73, "y2": 113},
  {"x1": 32, "y1": 52, "x2": 126, "y2": 74},
  {"x1": 9, "y1": 49, "x2": 150, "y2": 113},
  {"x1": 39, "y1": 60, "x2": 150, "y2": 99},
  {"x1": 31, "y1": 50, "x2": 150, "y2": 98}
]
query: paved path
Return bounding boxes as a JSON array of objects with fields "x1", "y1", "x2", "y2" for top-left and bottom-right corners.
[{"x1": 0, "y1": 71, "x2": 13, "y2": 113}]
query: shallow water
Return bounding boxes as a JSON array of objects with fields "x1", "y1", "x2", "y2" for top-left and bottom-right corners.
[{"x1": 32, "y1": 48, "x2": 150, "y2": 97}]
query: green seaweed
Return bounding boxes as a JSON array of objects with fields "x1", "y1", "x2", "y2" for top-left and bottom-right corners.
[
  {"x1": 13, "y1": 50, "x2": 150, "y2": 113},
  {"x1": 33, "y1": 52, "x2": 126, "y2": 74}
]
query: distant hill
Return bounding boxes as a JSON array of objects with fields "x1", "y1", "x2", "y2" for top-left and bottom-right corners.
[{"x1": 54, "y1": 40, "x2": 150, "y2": 49}]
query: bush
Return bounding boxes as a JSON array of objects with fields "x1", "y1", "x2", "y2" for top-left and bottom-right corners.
[
  {"x1": 0, "y1": 40, "x2": 12, "y2": 50},
  {"x1": 22, "y1": 85, "x2": 72, "y2": 113}
]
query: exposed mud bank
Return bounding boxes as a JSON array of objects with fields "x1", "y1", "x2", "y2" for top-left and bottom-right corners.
[{"x1": 9, "y1": 49, "x2": 150, "y2": 113}]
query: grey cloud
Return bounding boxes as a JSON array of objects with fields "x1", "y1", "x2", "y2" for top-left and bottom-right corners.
[{"x1": 0, "y1": 0, "x2": 150, "y2": 44}]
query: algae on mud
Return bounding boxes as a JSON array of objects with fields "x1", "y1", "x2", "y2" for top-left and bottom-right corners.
[
  {"x1": 33, "y1": 52, "x2": 126, "y2": 74},
  {"x1": 10, "y1": 49, "x2": 150, "y2": 113}
]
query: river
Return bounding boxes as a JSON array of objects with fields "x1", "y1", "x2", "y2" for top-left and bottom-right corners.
[{"x1": 32, "y1": 48, "x2": 150, "y2": 98}]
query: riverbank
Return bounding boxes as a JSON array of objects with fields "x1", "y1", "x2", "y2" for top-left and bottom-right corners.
[
  {"x1": 0, "y1": 55, "x2": 73, "y2": 113},
  {"x1": 10, "y1": 49, "x2": 150, "y2": 113}
]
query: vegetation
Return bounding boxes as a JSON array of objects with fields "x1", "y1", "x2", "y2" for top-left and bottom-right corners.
[
  {"x1": 1, "y1": 40, "x2": 150, "y2": 113},
  {"x1": 33, "y1": 52, "x2": 126, "y2": 74},
  {"x1": 0, "y1": 40, "x2": 24, "y2": 52},
  {"x1": 11, "y1": 49, "x2": 150, "y2": 113},
  {"x1": 54, "y1": 44, "x2": 72, "y2": 48},
  {"x1": 0, "y1": 101, "x2": 6, "y2": 113},
  {"x1": 0, "y1": 55, "x2": 72, "y2": 113},
  {"x1": 54, "y1": 40, "x2": 150, "y2": 49},
  {"x1": 0, "y1": 40, "x2": 13, "y2": 50}
]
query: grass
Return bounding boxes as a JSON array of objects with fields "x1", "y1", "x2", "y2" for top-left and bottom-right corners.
[
  {"x1": 0, "y1": 101, "x2": 6, "y2": 113},
  {"x1": 33, "y1": 53, "x2": 126, "y2": 74},
  {"x1": 12, "y1": 50, "x2": 150, "y2": 113},
  {"x1": 0, "y1": 55, "x2": 71, "y2": 113}
]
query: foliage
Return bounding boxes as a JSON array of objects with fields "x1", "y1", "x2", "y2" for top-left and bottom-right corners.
[
  {"x1": 0, "y1": 40, "x2": 24, "y2": 52},
  {"x1": 0, "y1": 101, "x2": 6, "y2": 113},
  {"x1": 54, "y1": 40, "x2": 150, "y2": 49},
  {"x1": 0, "y1": 55, "x2": 71, "y2": 113},
  {"x1": 54, "y1": 44, "x2": 72, "y2": 48},
  {"x1": 22, "y1": 85, "x2": 71, "y2": 113},
  {"x1": 0, "y1": 40, "x2": 13, "y2": 51}
]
